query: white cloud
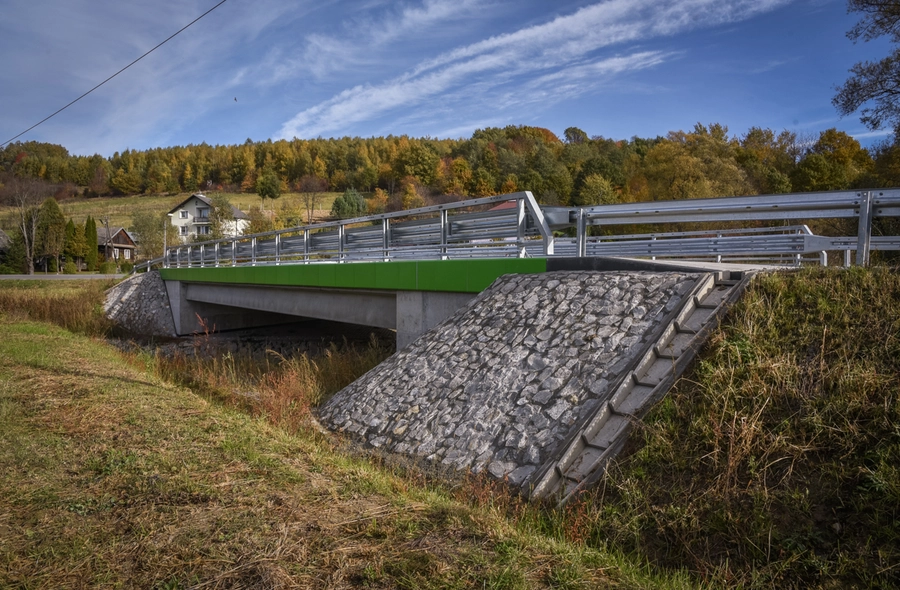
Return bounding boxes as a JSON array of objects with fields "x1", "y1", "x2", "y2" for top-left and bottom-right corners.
[{"x1": 278, "y1": 0, "x2": 792, "y2": 139}]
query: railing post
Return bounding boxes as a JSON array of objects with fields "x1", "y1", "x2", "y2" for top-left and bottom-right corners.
[
  {"x1": 844, "y1": 249, "x2": 852, "y2": 268},
  {"x1": 440, "y1": 210, "x2": 449, "y2": 260},
  {"x1": 275, "y1": 233, "x2": 281, "y2": 265},
  {"x1": 338, "y1": 224, "x2": 345, "y2": 262},
  {"x1": 716, "y1": 233, "x2": 722, "y2": 264},
  {"x1": 856, "y1": 191, "x2": 873, "y2": 266},
  {"x1": 231, "y1": 238, "x2": 237, "y2": 266},
  {"x1": 187, "y1": 246, "x2": 193, "y2": 268},
  {"x1": 383, "y1": 219, "x2": 391, "y2": 262},
  {"x1": 251, "y1": 237, "x2": 257, "y2": 266},
  {"x1": 516, "y1": 199, "x2": 527, "y2": 258},
  {"x1": 577, "y1": 208, "x2": 587, "y2": 258},
  {"x1": 304, "y1": 229, "x2": 310, "y2": 263},
  {"x1": 199, "y1": 244, "x2": 205, "y2": 268}
]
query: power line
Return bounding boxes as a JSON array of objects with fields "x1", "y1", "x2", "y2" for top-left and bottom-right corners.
[{"x1": 1, "y1": 0, "x2": 229, "y2": 149}]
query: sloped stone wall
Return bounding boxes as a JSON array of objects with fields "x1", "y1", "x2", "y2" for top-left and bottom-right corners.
[
  {"x1": 317, "y1": 270, "x2": 701, "y2": 489},
  {"x1": 104, "y1": 271, "x2": 176, "y2": 337}
]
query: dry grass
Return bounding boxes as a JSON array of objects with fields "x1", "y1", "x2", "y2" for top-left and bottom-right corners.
[
  {"x1": 571, "y1": 266, "x2": 900, "y2": 588},
  {"x1": 0, "y1": 281, "x2": 683, "y2": 589},
  {"x1": 0, "y1": 278, "x2": 117, "y2": 335}
]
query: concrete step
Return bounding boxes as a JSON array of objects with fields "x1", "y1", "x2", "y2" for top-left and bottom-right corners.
[{"x1": 529, "y1": 271, "x2": 752, "y2": 505}]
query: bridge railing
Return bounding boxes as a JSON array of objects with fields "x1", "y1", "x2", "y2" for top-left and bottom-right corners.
[
  {"x1": 546, "y1": 188, "x2": 900, "y2": 266},
  {"x1": 162, "y1": 191, "x2": 554, "y2": 269},
  {"x1": 148, "y1": 188, "x2": 900, "y2": 271}
]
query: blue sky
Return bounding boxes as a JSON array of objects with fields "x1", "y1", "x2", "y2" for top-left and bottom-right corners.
[{"x1": 0, "y1": 0, "x2": 891, "y2": 156}]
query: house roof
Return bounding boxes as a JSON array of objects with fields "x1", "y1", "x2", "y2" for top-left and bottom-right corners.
[
  {"x1": 168, "y1": 193, "x2": 249, "y2": 220},
  {"x1": 97, "y1": 226, "x2": 137, "y2": 246}
]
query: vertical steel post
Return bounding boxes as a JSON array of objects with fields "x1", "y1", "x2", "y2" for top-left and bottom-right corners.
[
  {"x1": 199, "y1": 245, "x2": 205, "y2": 268},
  {"x1": 516, "y1": 199, "x2": 526, "y2": 258},
  {"x1": 856, "y1": 191, "x2": 873, "y2": 266},
  {"x1": 214, "y1": 242, "x2": 220, "y2": 267},
  {"x1": 231, "y1": 238, "x2": 237, "y2": 266},
  {"x1": 304, "y1": 229, "x2": 310, "y2": 263},
  {"x1": 440, "y1": 210, "x2": 448, "y2": 260},
  {"x1": 844, "y1": 249, "x2": 851, "y2": 268},
  {"x1": 383, "y1": 218, "x2": 391, "y2": 261},
  {"x1": 338, "y1": 224, "x2": 345, "y2": 262},
  {"x1": 251, "y1": 237, "x2": 257, "y2": 266},
  {"x1": 576, "y1": 208, "x2": 587, "y2": 258},
  {"x1": 275, "y1": 233, "x2": 281, "y2": 265}
]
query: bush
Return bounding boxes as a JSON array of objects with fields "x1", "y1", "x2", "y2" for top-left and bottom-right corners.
[
  {"x1": 120, "y1": 262, "x2": 133, "y2": 273},
  {"x1": 62, "y1": 260, "x2": 78, "y2": 274},
  {"x1": 98, "y1": 261, "x2": 118, "y2": 274},
  {"x1": 331, "y1": 188, "x2": 366, "y2": 219}
]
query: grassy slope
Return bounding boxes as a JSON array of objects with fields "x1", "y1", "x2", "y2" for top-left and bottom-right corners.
[
  {"x1": 0, "y1": 191, "x2": 343, "y2": 231},
  {"x1": 0, "y1": 284, "x2": 685, "y2": 589},
  {"x1": 583, "y1": 267, "x2": 900, "y2": 588}
]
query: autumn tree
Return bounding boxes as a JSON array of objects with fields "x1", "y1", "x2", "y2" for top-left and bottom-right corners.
[
  {"x1": 208, "y1": 193, "x2": 237, "y2": 239},
  {"x1": 297, "y1": 175, "x2": 328, "y2": 223},
  {"x1": 0, "y1": 176, "x2": 51, "y2": 274},
  {"x1": 833, "y1": 0, "x2": 900, "y2": 136}
]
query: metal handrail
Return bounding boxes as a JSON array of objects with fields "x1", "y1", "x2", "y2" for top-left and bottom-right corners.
[{"x1": 156, "y1": 189, "x2": 900, "y2": 270}]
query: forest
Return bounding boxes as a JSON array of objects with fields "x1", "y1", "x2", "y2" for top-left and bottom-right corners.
[{"x1": 0, "y1": 122, "x2": 894, "y2": 210}]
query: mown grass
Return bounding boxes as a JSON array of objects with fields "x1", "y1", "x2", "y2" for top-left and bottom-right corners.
[
  {"x1": 0, "y1": 280, "x2": 688, "y2": 589},
  {"x1": 565, "y1": 266, "x2": 900, "y2": 588}
]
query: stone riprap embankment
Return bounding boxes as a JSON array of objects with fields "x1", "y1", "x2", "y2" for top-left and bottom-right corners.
[
  {"x1": 317, "y1": 270, "x2": 702, "y2": 489},
  {"x1": 104, "y1": 271, "x2": 177, "y2": 337}
]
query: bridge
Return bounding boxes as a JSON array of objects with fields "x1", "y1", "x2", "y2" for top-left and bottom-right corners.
[
  {"x1": 148, "y1": 189, "x2": 900, "y2": 345},
  {"x1": 116, "y1": 188, "x2": 900, "y2": 502}
]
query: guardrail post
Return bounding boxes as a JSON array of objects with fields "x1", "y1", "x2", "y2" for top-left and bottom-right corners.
[
  {"x1": 304, "y1": 229, "x2": 310, "y2": 263},
  {"x1": 440, "y1": 210, "x2": 448, "y2": 260},
  {"x1": 576, "y1": 208, "x2": 587, "y2": 258},
  {"x1": 275, "y1": 233, "x2": 281, "y2": 265},
  {"x1": 844, "y1": 249, "x2": 852, "y2": 268},
  {"x1": 516, "y1": 199, "x2": 527, "y2": 258},
  {"x1": 231, "y1": 238, "x2": 237, "y2": 266},
  {"x1": 856, "y1": 191, "x2": 873, "y2": 266},
  {"x1": 383, "y1": 219, "x2": 391, "y2": 261},
  {"x1": 251, "y1": 237, "x2": 257, "y2": 266},
  {"x1": 199, "y1": 244, "x2": 205, "y2": 268},
  {"x1": 338, "y1": 224, "x2": 345, "y2": 262}
]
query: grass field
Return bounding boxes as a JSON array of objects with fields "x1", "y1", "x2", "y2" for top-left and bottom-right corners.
[{"x1": 0, "y1": 279, "x2": 687, "y2": 589}]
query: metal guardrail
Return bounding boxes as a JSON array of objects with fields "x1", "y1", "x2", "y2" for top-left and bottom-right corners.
[{"x1": 132, "y1": 188, "x2": 900, "y2": 273}]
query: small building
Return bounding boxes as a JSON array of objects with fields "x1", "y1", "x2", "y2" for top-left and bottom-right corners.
[
  {"x1": 97, "y1": 226, "x2": 137, "y2": 263},
  {"x1": 168, "y1": 193, "x2": 250, "y2": 243}
]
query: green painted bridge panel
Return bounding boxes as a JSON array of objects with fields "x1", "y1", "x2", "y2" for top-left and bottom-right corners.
[{"x1": 159, "y1": 259, "x2": 548, "y2": 293}]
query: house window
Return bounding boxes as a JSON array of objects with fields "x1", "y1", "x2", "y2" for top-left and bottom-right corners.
[
  {"x1": 197, "y1": 207, "x2": 209, "y2": 219},
  {"x1": 179, "y1": 210, "x2": 188, "y2": 219},
  {"x1": 124, "y1": 249, "x2": 131, "y2": 260},
  {"x1": 197, "y1": 225, "x2": 211, "y2": 235},
  {"x1": 180, "y1": 226, "x2": 188, "y2": 235}
]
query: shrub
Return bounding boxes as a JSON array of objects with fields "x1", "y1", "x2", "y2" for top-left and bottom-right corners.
[
  {"x1": 98, "y1": 261, "x2": 118, "y2": 274},
  {"x1": 120, "y1": 262, "x2": 134, "y2": 273},
  {"x1": 62, "y1": 260, "x2": 78, "y2": 274}
]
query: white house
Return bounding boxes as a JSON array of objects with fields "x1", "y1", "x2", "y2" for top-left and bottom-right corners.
[{"x1": 167, "y1": 193, "x2": 250, "y2": 243}]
